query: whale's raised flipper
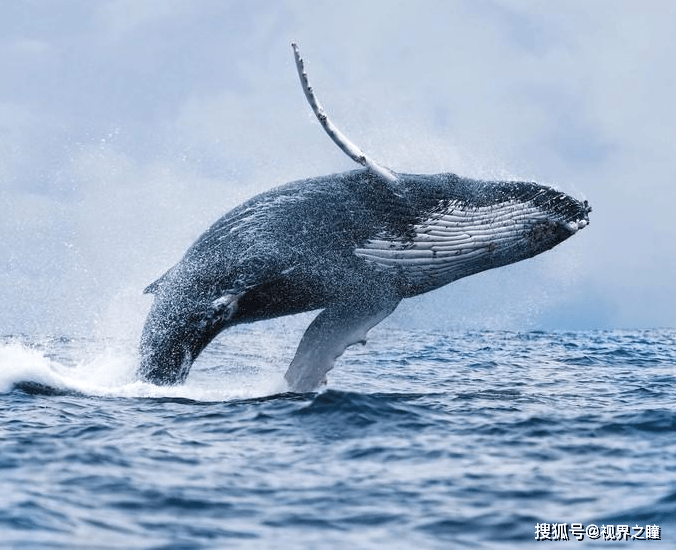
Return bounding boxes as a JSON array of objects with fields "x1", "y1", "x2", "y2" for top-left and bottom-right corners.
[
  {"x1": 284, "y1": 294, "x2": 401, "y2": 392},
  {"x1": 292, "y1": 43, "x2": 397, "y2": 183}
]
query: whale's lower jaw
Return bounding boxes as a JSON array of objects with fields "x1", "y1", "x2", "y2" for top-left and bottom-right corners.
[{"x1": 354, "y1": 193, "x2": 590, "y2": 295}]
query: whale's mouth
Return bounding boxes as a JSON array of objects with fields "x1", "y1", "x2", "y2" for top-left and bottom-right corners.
[
  {"x1": 567, "y1": 199, "x2": 592, "y2": 233},
  {"x1": 526, "y1": 192, "x2": 590, "y2": 252},
  {"x1": 571, "y1": 200, "x2": 591, "y2": 232},
  {"x1": 543, "y1": 193, "x2": 591, "y2": 234}
]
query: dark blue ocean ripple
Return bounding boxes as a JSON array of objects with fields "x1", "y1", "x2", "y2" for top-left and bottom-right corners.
[{"x1": 1, "y1": 329, "x2": 675, "y2": 548}]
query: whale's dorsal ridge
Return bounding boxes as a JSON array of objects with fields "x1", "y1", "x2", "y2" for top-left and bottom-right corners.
[
  {"x1": 291, "y1": 42, "x2": 397, "y2": 184},
  {"x1": 143, "y1": 265, "x2": 177, "y2": 295},
  {"x1": 144, "y1": 274, "x2": 166, "y2": 294}
]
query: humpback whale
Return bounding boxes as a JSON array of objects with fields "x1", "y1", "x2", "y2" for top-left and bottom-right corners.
[{"x1": 139, "y1": 44, "x2": 591, "y2": 391}]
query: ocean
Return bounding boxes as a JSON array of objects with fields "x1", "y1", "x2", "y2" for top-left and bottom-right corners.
[{"x1": 1, "y1": 325, "x2": 674, "y2": 548}]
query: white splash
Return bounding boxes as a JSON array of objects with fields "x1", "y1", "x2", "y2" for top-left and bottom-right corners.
[{"x1": 0, "y1": 339, "x2": 287, "y2": 401}]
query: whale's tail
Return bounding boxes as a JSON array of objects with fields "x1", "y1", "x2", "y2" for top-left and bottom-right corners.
[
  {"x1": 139, "y1": 301, "x2": 202, "y2": 385},
  {"x1": 139, "y1": 283, "x2": 240, "y2": 385}
]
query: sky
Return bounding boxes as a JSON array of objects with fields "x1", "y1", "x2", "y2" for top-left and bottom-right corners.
[{"x1": 1, "y1": 0, "x2": 675, "y2": 337}]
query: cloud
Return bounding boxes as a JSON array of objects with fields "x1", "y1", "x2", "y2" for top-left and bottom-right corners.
[{"x1": 1, "y1": 0, "x2": 674, "y2": 336}]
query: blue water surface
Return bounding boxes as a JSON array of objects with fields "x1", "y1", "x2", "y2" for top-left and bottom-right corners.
[{"x1": 1, "y1": 327, "x2": 674, "y2": 548}]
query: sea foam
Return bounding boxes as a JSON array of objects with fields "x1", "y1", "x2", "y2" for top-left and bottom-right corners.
[{"x1": 0, "y1": 338, "x2": 286, "y2": 401}]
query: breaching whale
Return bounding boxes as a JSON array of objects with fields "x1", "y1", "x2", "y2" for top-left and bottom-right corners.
[{"x1": 139, "y1": 44, "x2": 591, "y2": 391}]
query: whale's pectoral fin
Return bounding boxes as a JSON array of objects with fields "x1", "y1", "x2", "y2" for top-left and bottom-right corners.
[
  {"x1": 284, "y1": 294, "x2": 400, "y2": 392},
  {"x1": 291, "y1": 43, "x2": 397, "y2": 183}
]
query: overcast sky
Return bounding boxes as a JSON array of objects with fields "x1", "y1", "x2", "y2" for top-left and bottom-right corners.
[{"x1": 1, "y1": 0, "x2": 675, "y2": 337}]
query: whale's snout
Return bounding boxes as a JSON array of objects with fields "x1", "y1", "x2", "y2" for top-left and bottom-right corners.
[
  {"x1": 554, "y1": 198, "x2": 590, "y2": 238},
  {"x1": 540, "y1": 188, "x2": 589, "y2": 224},
  {"x1": 521, "y1": 187, "x2": 590, "y2": 256},
  {"x1": 557, "y1": 196, "x2": 591, "y2": 236}
]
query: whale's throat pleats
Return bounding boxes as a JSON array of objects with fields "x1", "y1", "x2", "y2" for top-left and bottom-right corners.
[{"x1": 354, "y1": 199, "x2": 548, "y2": 292}]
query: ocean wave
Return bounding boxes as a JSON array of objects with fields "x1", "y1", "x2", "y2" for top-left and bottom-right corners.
[
  {"x1": 0, "y1": 338, "x2": 286, "y2": 402},
  {"x1": 2, "y1": 329, "x2": 675, "y2": 549}
]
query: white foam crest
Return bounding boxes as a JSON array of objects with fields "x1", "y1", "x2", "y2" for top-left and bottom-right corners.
[
  {"x1": 0, "y1": 342, "x2": 65, "y2": 393},
  {"x1": 0, "y1": 340, "x2": 287, "y2": 401}
]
